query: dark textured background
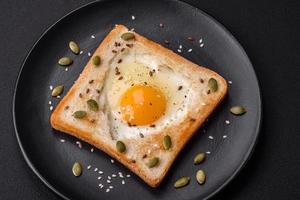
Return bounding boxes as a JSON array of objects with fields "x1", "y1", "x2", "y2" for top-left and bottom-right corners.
[{"x1": 0, "y1": 0, "x2": 299, "y2": 199}]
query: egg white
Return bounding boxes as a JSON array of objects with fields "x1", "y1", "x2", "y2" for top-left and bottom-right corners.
[{"x1": 104, "y1": 51, "x2": 190, "y2": 139}]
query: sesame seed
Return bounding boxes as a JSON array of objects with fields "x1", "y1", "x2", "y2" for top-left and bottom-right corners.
[
  {"x1": 98, "y1": 171, "x2": 103, "y2": 174},
  {"x1": 200, "y1": 43, "x2": 204, "y2": 48},
  {"x1": 65, "y1": 67, "x2": 68, "y2": 71},
  {"x1": 91, "y1": 35, "x2": 95, "y2": 39},
  {"x1": 107, "y1": 180, "x2": 111, "y2": 183},
  {"x1": 112, "y1": 174, "x2": 116, "y2": 177},
  {"x1": 188, "y1": 48, "x2": 193, "y2": 53},
  {"x1": 108, "y1": 176, "x2": 111, "y2": 180},
  {"x1": 225, "y1": 120, "x2": 230, "y2": 125},
  {"x1": 49, "y1": 106, "x2": 53, "y2": 111},
  {"x1": 179, "y1": 45, "x2": 183, "y2": 49},
  {"x1": 87, "y1": 165, "x2": 91, "y2": 170},
  {"x1": 79, "y1": 50, "x2": 83, "y2": 54},
  {"x1": 56, "y1": 95, "x2": 61, "y2": 99},
  {"x1": 206, "y1": 151, "x2": 211, "y2": 154},
  {"x1": 111, "y1": 159, "x2": 114, "y2": 163},
  {"x1": 76, "y1": 141, "x2": 82, "y2": 148},
  {"x1": 208, "y1": 136, "x2": 214, "y2": 140},
  {"x1": 98, "y1": 176, "x2": 102, "y2": 180},
  {"x1": 159, "y1": 23, "x2": 164, "y2": 28},
  {"x1": 60, "y1": 139, "x2": 65, "y2": 143},
  {"x1": 94, "y1": 168, "x2": 98, "y2": 172},
  {"x1": 223, "y1": 135, "x2": 228, "y2": 139},
  {"x1": 126, "y1": 174, "x2": 131, "y2": 178},
  {"x1": 109, "y1": 186, "x2": 113, "y2": 189},
  {"x1": 131, "y1": 15, "x2": 135, "y2": 20},
  {"x1": 48, "y1": 101, "x2": 52, "y2": 105},
  {"x1": 177, "y1": 49, "x2": 182, "y2": 53},
  {"x1": 122, "y1": 180, "x2": 125, "y2": 184},
  {"x1": 88, "y1": 52, "x2": 91, "y2": 56},
  {"x1": 90, "y1": 148, "x2": 94, "y2": 152},
  {"x1": 199, "y1": 38, "x2": 203, "y2": 43},
  {"x1": 49, "y1": 85, "x2": 53, "y2": 90},
  {"x1": 228, "y1": 80, "x2": 233, "y2": 84},
  {"x1": 106, "y1": 189, "x2": 110, "y2": 192}
]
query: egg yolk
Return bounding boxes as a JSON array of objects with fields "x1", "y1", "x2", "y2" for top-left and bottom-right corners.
[{"x1": 120, "y1": 85, "x2": 166, "y2": 126}]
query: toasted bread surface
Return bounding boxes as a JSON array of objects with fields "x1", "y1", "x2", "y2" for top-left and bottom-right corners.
[{"x1": 51, "y1": 25, "x2": 227, "y2": 187}]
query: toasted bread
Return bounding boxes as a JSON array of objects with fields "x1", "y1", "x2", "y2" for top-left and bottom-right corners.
[{"x1": 51, "y1": 25, "x2": 227, "y2": 187}]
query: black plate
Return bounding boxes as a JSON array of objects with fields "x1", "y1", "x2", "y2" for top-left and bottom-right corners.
[{"x1": 13, "y1": 0, "x2": 261, "y2": 199}]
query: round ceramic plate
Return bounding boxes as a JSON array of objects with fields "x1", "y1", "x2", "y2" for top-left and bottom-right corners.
[{"x1": 13, "y1": 0, "x2": 261, "y2": 199}]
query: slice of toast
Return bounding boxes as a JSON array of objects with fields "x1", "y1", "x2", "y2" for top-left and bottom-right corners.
[{"x1": 51, "y1": 25, "x2": 227, "y2": 187}]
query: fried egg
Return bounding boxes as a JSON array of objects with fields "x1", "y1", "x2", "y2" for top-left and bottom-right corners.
[{"x1": 104, "y1": 51, "x2": 190, "y2": 139}]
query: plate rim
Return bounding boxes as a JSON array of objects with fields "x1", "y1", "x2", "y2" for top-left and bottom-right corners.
[{"x1": 12, "y1": 0, "x2": 262, "y2": 199}]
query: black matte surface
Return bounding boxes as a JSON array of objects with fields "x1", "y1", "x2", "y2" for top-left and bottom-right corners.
[
  {"x1": 1, "y1": 0, "x2": 300, "y2": 200},
  {"x1": 13, "y1": 0, "x2": 261, "y2": 199}
]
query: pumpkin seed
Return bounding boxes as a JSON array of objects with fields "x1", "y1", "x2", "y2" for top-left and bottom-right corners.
[
  {"x1": 92, "y1": 55, "x2": 101, "y2": 66},
  {"x1": 116, "y1": 141, "x2": 126, "y2": 153},
  {"x1": 193, "y1": 153, "x2": 205, "y2": 165},
  {"x1": 69, "y1": 41, "x2": 80, "y2": 54},
  {"x1": 51, "y1": 85, "x2": 64, "y2": 97},
  {"x1": 73, "y1": 110, "x2": 87, "y2": 119},
  {"x1": 163, "y1": 135, "x2": 172, "y2": 150},
  {"x1": 58, "y1": 57, "x2": 73, "y2": 66},
  {"x1": 230, "y1": 106, "x2": 247, "y2": 115},
  {"x1": 208, "y1": 78, "x2": 218, "y2": 92},
  {"x1": 147, "y1": 157, "x2": 159, "y2": 168},
  {"x1": 174, "y1": 176, "x2": 190, "y2": 188},
  {"x1": 87, "y1": 99, "x2": 99, "y2": 112},
  {"x1": 196, "y1": 170, "x2": 206, "y2": 185},
  {"x1": 121, "y1": 32, "x2": 135, "y2": 41},
  {"x1": 72, "y1": 162, "x2": 82, "y2": 177}
]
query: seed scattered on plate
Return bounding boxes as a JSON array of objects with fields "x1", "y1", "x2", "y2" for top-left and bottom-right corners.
[
  {"x1": 49, "y1": 106, "x2": 53, "y2": 111},
  {"x1": 196, "y1": 170, "x2": 206, "y2": 185},
  {"x1": 49, "y1": 85, "x2": 53, "y2": 90},
  {"x1": 88, "y1": 52, "x2": 91, "y2": 57},
  {"x1": 174, "y1": 176, "x2": 190, "y2": 188},
  {"x1": 72, "y1": 162, "x2": 82, "y2": 177},
  {"x1": 225, "y1": 120, "x2": 230, "y2": 125},
  {"x1": 206, "y1": 151, "x2": 211, "y2": 154},
  {"x1": 131, "y1": 15, "x2": 135, "y2": 20},
  {"x1": 188, "y1": 49, "x2": 193, "y2": 53},
  {"x1": 230, "y1": 106, "x2": 247, "y2": 115},
  {"x1": 228, "y1": 80, "x2": 233, "y2": 84},
  {"x1": 91, "y1": 35, "x2": 95, "y2": 39},
  {"x1": 94, "y1": 168, "x2": 98, "y2": 172},
  {"x1": 69, "y1": 41, "x2": 80, "y2": 54},
  {"x1": 223, "y1": 135, "x2": 228, "y2": 139},
  {"x1": 111, "y1": 159, "x2": 115, "y2": 163},
  {"x1": 97, "y1": 176, "x2": 102, "y2": 180},
  {"x1": 60, "y1": 139, "x2": 65, "y2": 143},
  {"x1": 90, "y1": 148, "x2": 94, "y2": 152},
  {"x1": 208, "y1": 136, "x2": 214, "y2": 140},
  {"x1": 194, "y1": 153, "x2": 206, "y2": 165},
  {"x1": 122, "y1": 180, "x2": 125, "y2": 184},
  {"x1": 98, "y1": 171, "x2": 103, "y2": 174},
  {"x1": 200, "y1": 43, "x2": 204, "y2": 48},
  {"x1": 87, "y1": 165, "x2": 91, "y2": 170}
]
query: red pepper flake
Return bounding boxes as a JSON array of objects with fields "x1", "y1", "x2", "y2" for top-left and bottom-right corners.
[
  {"x1": 121, "y1": 48, "x2": 125, "y2": 52},
  {"x1": 88, "y1": 80, "x2": 94, "y2": 84},
  {"x1": 190, "y1": 118, "x2": 196, "y2": 122},
  {"x1": 200, "y1": 78, "x2": 204, "y2": 83},
  {"x1": 149, "y1": 102, "x2": 152, "y2": 106},
  {"x1": 118, "y1": 59, "x2": 122, "y2": 63},
  {"x1": 178, "y1": 86, "x2": 183, "y2": 90},
  {"x1": 142, "y1": 154, "x2": 147, "y2": 159},
  {"x1": 207, "y1": 90, "x2": 211, "y2": 94},
  {"x1": 131, "y1": 160, "x2": 136, "y2": 163},
  {"x1": 118, "y1": 76, "x2": 123, "y2": 80},
  {"x1": 139, "y1": 133, "x2": 144, "y2": 138},
  {"x1": 187, "y1": 37, "x2": 194, "y2": 41},
  {"x1": 164, "y1": 40, "x2": 170, "y2": 45},
  {"x1": 90, "y1": 119, "x2": 96, "y2": 123},
  {"x1": 131, "y1": 83, "x2": 135, "y2": 86},
  {"x1": 126, "y1": 44, "x2": 133, "y2": 48},
  {"x1": 79, "y1": 93, "x2": 83, "y2": 98},
  {"x1": 96, "y1": 89, "x2": 101, "y2": 94},
  {"x1": 114, "y1": 42, "x2": 118, "y2": 47},
  {"x1": 86, "y1": 88, "x2": 90, "y2": 94},
  {"x1": 64, "y1": 105, "x2": 69, "y2": 110},
  {"x1": 150, "y1": 124, "x2": 156, "y2": 128},
  {"x1": 149, "y1": 69, "x2": 155, "y2": 77},
  {"x1": 184, "y1": 95, "x2": 187, "y2": 98},
  {"x1": 159, "y1": 23, "x2": 164, "y2": 28},
  {"x1": 112, "y1": 50, "x2": 117, "y2": 53},
  {"x1": 144, "y1": 82, "x2": 147, "y2": 85}
]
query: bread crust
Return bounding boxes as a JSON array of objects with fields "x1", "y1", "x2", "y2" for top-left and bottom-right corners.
[{"x1": 51, "y1": 25, "x2": 227, "y2": 187}]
